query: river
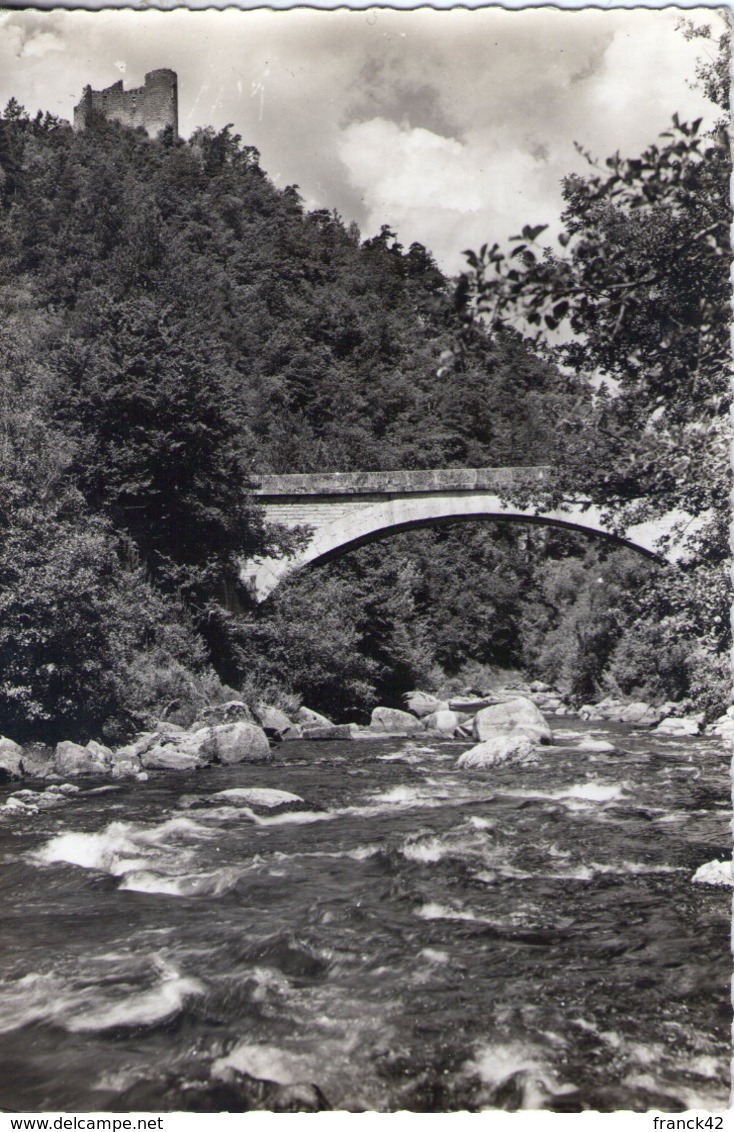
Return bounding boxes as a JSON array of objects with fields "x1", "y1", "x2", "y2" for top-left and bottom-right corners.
[{"x1": 0, "y1": 717, "x2": 729, "y2": 1112}]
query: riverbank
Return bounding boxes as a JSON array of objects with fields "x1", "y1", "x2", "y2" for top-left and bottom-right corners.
[{"x1": 1, "y1": 679, "x2": 730, "y2": 788}]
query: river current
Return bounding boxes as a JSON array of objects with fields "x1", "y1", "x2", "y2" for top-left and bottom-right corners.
[{"x1": 0, "y1": 718, "x2": 730, "y2": 1112}]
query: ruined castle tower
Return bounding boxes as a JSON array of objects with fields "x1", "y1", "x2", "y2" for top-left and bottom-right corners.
[{"x1": 73, "y1": 69, "x2": 178, "y2": 140}]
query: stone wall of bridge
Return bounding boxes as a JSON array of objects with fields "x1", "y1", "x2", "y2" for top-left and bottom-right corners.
[
  {"x1": 242, "y1": 466, "x2": 679, "y2": 601},
  {"x1": 253, "y1": 466, "x2": 549, "y2": 499}
]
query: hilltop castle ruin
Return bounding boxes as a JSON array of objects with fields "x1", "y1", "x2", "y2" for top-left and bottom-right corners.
[{"x1": 73, "y1": 69, "x2": 178, "y2": 140}]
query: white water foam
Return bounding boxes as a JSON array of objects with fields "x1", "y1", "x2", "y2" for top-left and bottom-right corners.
[
  {"x1": 0, "y1": 961, "x2": 203, "y2": 1034},
  {"x1": 345, "y1": 781, "x2": 494, "y2": 822},
  {"x1": 369, "y1": 784, "x2": 443, "y2": 805},
  {"x1": 571, "y1": 1019, "x2": 726, "y2": 1107},
  {"x1": 246, "y1": 808, "x2": 334, "y2": 826},
  {"x1": 416, "y1": 901, "x2": 492, "y2": 923},
  {"x1": 32, "y1": 816, "x2": 237, "y2": 900},
  {"x1": 64, "y1": 971, "x2": 204, "y2": 1031},
  {"x1": 692, "y1": 859, "x2": 733, "y2": 886},
  {"x1": 592, "y1": 861, "x2": 684, "y2": 876},
  {"x1": 212, "y1": 1041, "x2": 317, "y2": 1086},
  {"x1": 34, "y1": 817, "x2": 212, "y2": 877},
  {"x1": 344, "y1": 845, "x2": 381, "y2": 861},
  {"x1": 119, "y1": 866, "x2": 243, "y2": 897},
  {"x1": 419, "y1": 947, "x2": 450, "y2": 964},
  {"x1": 35, "y1": 829, "x2": 153, "y2": 876},
  {"x1": 467, "y1": 1040, "x2": 576, "y2": 1108},
  {"x1": 502, "y1": 781, "x2": 628, "y2": 809},
  {"x1": 402, "y1": 839, "x2": 448, "y2": 864}
]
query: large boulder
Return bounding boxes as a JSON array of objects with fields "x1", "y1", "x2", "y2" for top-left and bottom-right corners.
[
  {"x1": 529, "y1": 691, "x2": 565, "y2": 712},
  {"x1": 706, "y1": 711, "x2": 734, "y2": 739},
  {"x1": 403, "y1": 690, "x2": 448, "y2": 718},
  {"x1": 472, "y1": 697, "x2": 552, "y2": 745},
  {"x1": 256, "y1": 706, "x2": 303, "y2": 741},
  {"x1": 86, "y1": 739, "x2": 113, "y2": 761},
  {"x1": 295, "y1": 706, "x2": 333, "y2": 728},
  {"x1": 258, "y1": 704, "x2": 294, "y2": 736},
  {"x1": 202, "y1": 721, "x2": 272, "y2": 764},
  {"x1": 616, "y1": 702, "x2": 662, "y2": 725},
  {"x1": 140, "y1": 726, "x2": 214, "y2": 770},
  {"x1": 370, "y1": 707, "x2": 425, "y2": 734},
  {"x1": 579, "y1": 699, "x2": 660, "y2": 726},
  {"x1": 54, "y1": 740, "x2": 110, "y2": 776},
  {"x1": 110, "y1": 754, "x2": 143, "y2": 779},
  {"x1": 458, "y1": 735, "x2": 539, "y2": 769},
  {"x1": 210, "y1": 787, "x2": 306, "y2": 812},
  {"x1": 115, "y1": 731, "x2": 161, "y2": 760},
  {"x1": 150, "y1": 720, "x2": 186, "y2": 735},
  {"x1": 578, "y1": 697, "x2": 623, "y2": 721},
  {"x1": 278, "y1": 724, "x2": 304, "y2": 742},
  {"x1": 197, "y1": 700, "x2": 256, "y2": 725},
  {"x1": 423, "y1": 709, "x2": 468, "y2": 734},
  {"x1": 655, "y1": 714, "x2": 704, "y2": 737},
  {"x1": 302, "y1": 724, "x2": 357, "y2": 741},
  {"x1": 18, "y1": 747, "x2": 55, "y2": 779},
  {"x1": 0, "y1": 736, "x2": 23, "y2": 781},
  {"x1": 448, "y1": 695, "x2": 502, "y2": 713},
  {"x1": 140, "y1": 746, "x2": 205, "y2": 771}
]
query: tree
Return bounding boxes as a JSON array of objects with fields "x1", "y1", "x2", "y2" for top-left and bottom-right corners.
[
  {"x1": 457, "y1": 23, "x2": 731, "y2": 714},
  {"x1": 460, "y1": 87, "x2": 729, "y2": 528}
]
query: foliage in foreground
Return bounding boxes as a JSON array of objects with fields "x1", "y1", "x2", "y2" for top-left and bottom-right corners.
[{"x1": 453, "y1": 21, "x2": 731, "y2": 720}]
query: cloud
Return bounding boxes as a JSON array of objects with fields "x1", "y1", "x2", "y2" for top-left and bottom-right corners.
[
  {"x1": 18, "y1": 31, "x2": 65, "y2": 59},
  {"x1": 339, "y1": 117, "x2": 555, "y2": 272},
  {"x1": 0, "y1": 7, "x2": 722, "y2": 271},
  {"x1": 586, "y1": 12, "x2": 714, "y2": 151}
]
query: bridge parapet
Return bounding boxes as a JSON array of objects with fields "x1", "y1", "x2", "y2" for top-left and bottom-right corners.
[
  {"x1": 253, "y1": 466, "x2": 550, "y2": 498},
  {"x1": 242, "y1": 465, "x2": 678, "y2": 602}
]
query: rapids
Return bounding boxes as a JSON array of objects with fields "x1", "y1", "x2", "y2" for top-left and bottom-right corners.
[{"x1": 0, "y1": 718, "x2": 729, "y2": 1111}]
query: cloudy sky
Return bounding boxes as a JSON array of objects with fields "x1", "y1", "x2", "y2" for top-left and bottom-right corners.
[{"x1": 0, "y1": 6, "x2": 722, "y2": 273}]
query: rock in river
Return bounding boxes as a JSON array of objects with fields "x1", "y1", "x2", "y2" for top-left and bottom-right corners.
[
  {"x1": 423, "y1": 709, "x2": 467, "y2": 734},
  {"x1": 458, "y1": 735, "x2": 539, "y2": 769},
  {"x1": 140, "y1": 727, "x2": 213, "y2": 771},
  {"x1": 403, "y1": 690, "x2": 449, "y2": 718},
  {"x1": 55, "y1": 740, "x2": 111, "y2": 777},
  {"x1": 200, "y1": 700, "x2": 256, "y2": 725},
  {"x1": 295, "y1": 706, "x2": 333, "y2": 727},
  {"x1": 302, "y1": 724, "x2": 357, "y2": 741},
  {"x1": 0, "y1": 736, "x2": 24, "y2": 781},
  {"x1": 370, "y1": 707, "x2": 425, "y2": 734},
  {"x1": 655, "y1": 714, "x2": 704, "y2": 737},
  {"x1": 472, "y1": 697, "x2": 552, "y2": 745},
  {"x1": 140, "y1": 746, "x2": 206, "y2": 772},
  {"x1": 258, "y1": 704, "x2": 294, "y2": 737},
  {"x1": 203, "y1": 721, "x2": 272, "y2": 764},
  {"x1": 209, "y1": 787, "x2": 305, "y2": 812}
]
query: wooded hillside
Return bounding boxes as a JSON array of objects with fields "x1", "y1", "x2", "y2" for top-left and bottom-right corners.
[{"x1": 0, "y1": 65, "x2": 728, "y2": 740}]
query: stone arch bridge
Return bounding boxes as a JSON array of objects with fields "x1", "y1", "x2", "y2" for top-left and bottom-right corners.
[{"x1": 242, "y1": 467, "x2": 680, "y2": 602}]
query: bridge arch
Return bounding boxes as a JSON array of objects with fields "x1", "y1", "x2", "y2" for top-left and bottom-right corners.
[{"x1": 242, "y1": 469, "x2": 679, "y2": 602}]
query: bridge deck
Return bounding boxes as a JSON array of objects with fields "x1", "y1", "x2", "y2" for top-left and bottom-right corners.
[{"x1": 252, "y1": 467, "x2": 550, "y2": 497}]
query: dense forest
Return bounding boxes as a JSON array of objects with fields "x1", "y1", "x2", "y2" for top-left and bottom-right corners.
[{"x1": 0, "y1": 28, "x2": 729, "y2": 742}]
